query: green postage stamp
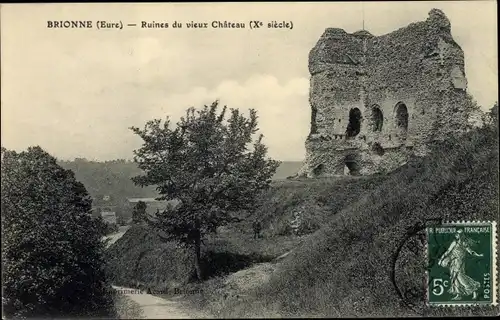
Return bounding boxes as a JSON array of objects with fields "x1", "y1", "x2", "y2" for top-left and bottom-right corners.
[{"x1": 427, "y1": 221, "x2": 498, "y2": 306}]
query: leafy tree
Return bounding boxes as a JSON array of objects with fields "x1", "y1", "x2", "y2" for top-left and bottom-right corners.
[
  {"x1": 488, "y1": 102, "x2": 498, "y2": 126},
  {"x1": 132, "y1": 201, "x2": 147, "y2": 224},
  {"x1": 1, "y1": 146, "x2": 115, "y2": 318},
  {"x1": 130, "y1": 101, "x2": 280, "y2": 280}
]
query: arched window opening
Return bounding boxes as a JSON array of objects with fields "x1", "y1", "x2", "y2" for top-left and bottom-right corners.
[
  {"x1": 346, "y1": 108, "x2": 362, "y2": 137},
  {"x1": 312, "y1": 164, "x2": 325, "y2": 177},
  {"x1": 371, "y1": 106, "x2": 384, "y2": 132},
  {"x1": 372, "y1": 142, "x2": 385, "y2": 156},
  {"x1": 395, "y1": 102, "x2": 409, "y2": 131},
  {"x1": 310, "y1": 105, "x2": 318, "y2": 135},
  {"x1": 344, "y1": 154, "x2": 360, "y2": 176},
  {"x1": 344, "y1": 161, "x2": 360, "y2": 176}
]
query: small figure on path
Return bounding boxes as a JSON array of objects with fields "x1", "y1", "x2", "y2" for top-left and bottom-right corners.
[{"x1": 252, "y1": 219, "x2": 263, "y2": 239}]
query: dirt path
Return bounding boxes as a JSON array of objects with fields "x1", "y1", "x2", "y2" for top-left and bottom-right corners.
[
  {"x1": 113, "y1": 286, "x2": 205, "y2": 319},
  {"x1": 103, "y1": 225, "x2": 130, "y2": 248},
  {"x1": 223, "y1": 262, "x2": 276, "y2": 293}
]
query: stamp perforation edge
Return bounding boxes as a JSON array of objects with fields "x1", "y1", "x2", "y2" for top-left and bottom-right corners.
[{"x1": 426, "y1": 220, "x2": 498, "y2": 307}]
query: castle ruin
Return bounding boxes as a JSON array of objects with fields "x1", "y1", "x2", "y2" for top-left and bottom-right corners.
[{"x1": 298, "y1": 9, "x2": 475, "y2": 177}]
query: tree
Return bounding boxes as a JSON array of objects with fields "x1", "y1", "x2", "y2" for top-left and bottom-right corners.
[
  {"x1": 132, "y1": 201, "x2": 147, "y2": 224},
  {"x1": 130, "y1": 101, "x2": 280, "y2": 280},
  {"x1": 1, "y1": 146, "x2": 115, "y2": 318},
  {"x1": 488, "y1": 102, "x2": 498, "y2": 125}
]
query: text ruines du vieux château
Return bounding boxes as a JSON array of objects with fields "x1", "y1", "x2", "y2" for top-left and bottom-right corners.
[{"x1": 46, "y1": 20, "x2": 293, "y2": 29}]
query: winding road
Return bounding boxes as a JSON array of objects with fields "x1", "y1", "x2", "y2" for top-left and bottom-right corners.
[{"x1": 103, "y1": 225, "x2": 131, "y2": 248}]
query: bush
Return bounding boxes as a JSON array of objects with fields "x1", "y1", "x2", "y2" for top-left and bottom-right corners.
[
  {"x1": 106, "y1": 225, "x2": 195, "y2": 291},
  {"x1": 1, "y1": 147, "x2": 116, "y2": 318}
]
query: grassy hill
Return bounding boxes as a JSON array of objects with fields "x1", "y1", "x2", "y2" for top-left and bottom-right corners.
[
  {"x1": 212, "y1": 125, "x2": 499, "y2": 317},
  {"x1": 105, "y1": 225, "x2": 195, "y2": 290},
  {"x1": 236, "y1": 175, "x2": 388, "y2": 237}
]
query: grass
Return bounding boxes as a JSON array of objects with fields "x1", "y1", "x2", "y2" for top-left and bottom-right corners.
[
  {"x1": 205, "y1": 224, "x2": 305, "y2": 258},
  {"x1": 105, "y1": 175, "x2": 372, "y2": 292},
  {"x1": 105, "y1": 222, "x2": 304, "y2": 293},
  {"x1": 105, "y1": 225, "x2": 195, "y2": 291},
  {"x1": 238, "y1": 174, "x2": 388, "y2": 237}
]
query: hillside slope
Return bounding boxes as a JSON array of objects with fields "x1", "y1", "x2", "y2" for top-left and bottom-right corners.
[
  {"x1": 106, "y1": 225, "x2": 195, "y2": 291},
  {"x1": 235, "y1": 175, "x2": 387, "y2": 237},
  {"x1": 218, "y1": 126, "x2": 499, "y2": 317},
  {"x1": 58, "y1": 159, "x2": 158, "y2": 200}
]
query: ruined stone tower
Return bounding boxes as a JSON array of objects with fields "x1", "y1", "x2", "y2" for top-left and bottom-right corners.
[{"x1": 298, "y1": 9, "x2": 474, "y2": 177}]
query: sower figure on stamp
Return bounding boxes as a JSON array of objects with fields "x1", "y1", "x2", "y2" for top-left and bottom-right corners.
[
  {"x1": 438, "y1": 229, "x2": 483, "y2": 300},
  {"x1": 252, "y1": 219, "x2": 262, "y2": 239}
]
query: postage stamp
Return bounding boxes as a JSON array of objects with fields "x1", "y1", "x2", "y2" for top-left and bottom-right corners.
[{"x1": 426, "y1": 221, "x2": 498, "y2": 306}]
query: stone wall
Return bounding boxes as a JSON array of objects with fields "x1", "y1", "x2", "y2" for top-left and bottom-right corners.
[{"x1": 298, "y1": 9, "x2": 475, "y2": 178}]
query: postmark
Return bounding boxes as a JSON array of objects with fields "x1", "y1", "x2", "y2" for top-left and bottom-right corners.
[
  {"x1": 392, "y1": 217, "x2": 442, "y2": 312},
  {"x1": 426, "y1": 221, "x2": 497, "y2": 306}
]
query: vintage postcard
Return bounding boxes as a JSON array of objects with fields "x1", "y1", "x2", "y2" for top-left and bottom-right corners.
[{"x1": 1, "y1": 1, "x2": 498, "y2": 319}]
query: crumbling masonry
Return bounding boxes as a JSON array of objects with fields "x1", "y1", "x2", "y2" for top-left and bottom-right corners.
[{"x1": 298, "y1": 9, "x2": 475, "y2": 177}]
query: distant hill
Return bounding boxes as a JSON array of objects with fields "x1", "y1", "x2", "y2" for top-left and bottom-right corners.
[
  {"x1": 58, "y1": 159, "x2": 303, "y2": 206},
  {"x1": 271, "y1": 161, "x2": 303, "y2": 180},
  {"x1": 58, "y1": 159, "x2": 158, "y2": 201}
]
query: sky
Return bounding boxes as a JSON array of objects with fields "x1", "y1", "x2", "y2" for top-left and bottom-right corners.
[{"x1": 1, "y1": 1, "x2": 497, "y2": 161}]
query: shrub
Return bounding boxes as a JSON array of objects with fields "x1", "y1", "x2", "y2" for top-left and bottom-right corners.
[{"x1": 1, "y1": 147, "x2": 116, "y2": 318}]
